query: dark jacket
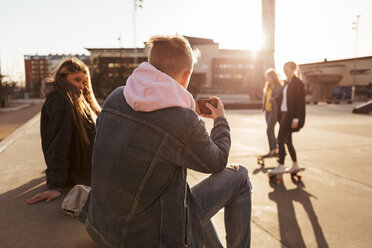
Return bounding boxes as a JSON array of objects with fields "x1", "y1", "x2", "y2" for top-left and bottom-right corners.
[
  {"x1": 79, "y1": 86, "x2": 231, "y2": 248},
  {"x1": 263, "y1": 84, "x2": 283, "y2": 122},
  {"x1": 40, "y1": 87, "x2": 95, "y2": 190},
  {"x1": 280, "y1": 76, "x2": 306, "y2": 132}
]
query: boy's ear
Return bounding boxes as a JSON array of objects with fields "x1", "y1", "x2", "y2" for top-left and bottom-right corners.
[{"x1": 180, "y1": 70, "x2": 192, "y2": 88}]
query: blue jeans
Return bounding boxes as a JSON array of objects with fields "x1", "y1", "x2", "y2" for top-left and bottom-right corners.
[
  {"x1": 191, "y1": 165, "x2": 252, "y2": 248},
  {"x1": 265, "y1": 111, "x2": 277, "y2": 151}
]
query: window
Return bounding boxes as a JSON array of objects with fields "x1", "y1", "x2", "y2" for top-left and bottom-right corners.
[
  {"x1": 350, "y1": 69, "x2": 370, "y2": 75},
  {"x1": 218, "y1": 74, "x2": 232, "y2": 79}
]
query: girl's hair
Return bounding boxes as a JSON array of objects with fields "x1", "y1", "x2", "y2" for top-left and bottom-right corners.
[
  {"x1": 263, "y1": 68, "x2": 281, "y2": 93},
  {"x1": 284, "y1": 61, "x2": 301, "y2": 79},
  {"x1": 42, "y1": 57, "x2": 101, "y2": 144}
]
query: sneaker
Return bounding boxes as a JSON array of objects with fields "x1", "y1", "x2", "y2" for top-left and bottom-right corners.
[
  {"x1": 269, "y1": 164, "x2": 287, "y2": 175},
  {"x1": 286, "y1": 162, "x2": 299, "y2": 173}
]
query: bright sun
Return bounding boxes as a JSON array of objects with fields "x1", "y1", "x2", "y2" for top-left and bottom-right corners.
[{"x1": 209, "y1": 0, "x2": 263, "y2": 51}]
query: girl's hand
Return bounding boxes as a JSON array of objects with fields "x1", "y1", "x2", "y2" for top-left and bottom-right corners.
[{"x1": 27, "y1": 190, "x2": 62, "y2": 204}]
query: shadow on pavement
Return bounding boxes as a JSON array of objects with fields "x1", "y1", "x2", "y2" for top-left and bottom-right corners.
[
  {"x1": 253, "y1": 165, "x2": 275, "y2": 175},
  {"x1": 0, "y1": 177, "x2": 97, "y2": 248},
  {"x1": 268, "y1": 182, "x2": 329, "y2": 248}
]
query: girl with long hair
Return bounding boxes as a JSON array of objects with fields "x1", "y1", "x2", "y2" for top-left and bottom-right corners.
[
  {"x1": 27, "y1": 57, "x2": 101, "y2": 204},
  {"x1": 269, "y1": 61, "x2": 306, "y2": 175},
  {"x1": 263, "y1": 69, "x2": 283, "y2": 156}
]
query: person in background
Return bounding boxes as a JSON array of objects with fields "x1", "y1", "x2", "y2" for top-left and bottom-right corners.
[
  {"x1": 262, "y1": 69, "x2": 283, "y2": 156},
  {"x1": 80, "y1": 35, "x2": 252, "y2": 248},
  {"x1": 269, "y1": 61, "x2": 306, "y2": 175},
  {"x1": 27, "y1": 58, "x2": 101, "y2": 204}
]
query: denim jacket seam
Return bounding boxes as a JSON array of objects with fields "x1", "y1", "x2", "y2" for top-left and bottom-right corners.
[
  {"x1": 103, "y1": 108, "x2": 212, "y2": 172},
  {"x1": 120, "y1": 135, "x2": 168, "y2": 246},
  {"x1": 90, "y1": 111, "x2": 105, "y2": 188},
  {"x1": 92, "y1": 226, "x2": 116, "y2": 248},
  {"x1": 183, "y1": 118, "x2": 199, "y2": 146},
  {"x1": 103, "y1": 108, "x2": 184, "y2": 148},
  {"x1": 183, "y1": 147, "x2": 212, "y2": 173}
]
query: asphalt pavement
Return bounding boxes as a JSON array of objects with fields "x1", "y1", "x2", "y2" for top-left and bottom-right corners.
[{"x1": 0, "y1": 103, "x2": 371, "y2": 247}]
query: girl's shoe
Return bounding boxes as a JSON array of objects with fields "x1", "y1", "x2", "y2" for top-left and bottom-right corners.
[
  {"x1": 286, "y1": 162, "x2": 299, "y2": 173},
  {"x1": 269, "y1": 164, "x2": 287, "y2": 175}
]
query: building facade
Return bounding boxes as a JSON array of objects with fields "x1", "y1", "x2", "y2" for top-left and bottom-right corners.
[
  {"x1": 300, "y1": 56, "x2": 372, "y2": 102},
  {"x1": 86, "y1": 36, "x2": 266, "y2": 100},
  {"x1": 85, "y1": 48, "x2": 148, "y2": 97},
  {"x1": 186, "y1": 36, "x2": 266, "y2": 99}
]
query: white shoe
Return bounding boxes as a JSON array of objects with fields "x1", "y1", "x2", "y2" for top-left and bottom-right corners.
[
  {"x1": 286, "y1": 162, "x2": 299, "y2": 173},
  {"x1": 269, "y1": 164, "x2": 287, "y2": 175}
]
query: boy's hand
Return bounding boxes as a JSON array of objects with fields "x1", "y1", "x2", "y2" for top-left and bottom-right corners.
[
  {"x1": 27, "y1": 190, "x2": 62, "y2": 204},
  {"x1": 202, "y1": 96, "x2": 225, "y2": 120},
  {"x1": 291, "y1": 120, "x2": 298, "y2": 129}
]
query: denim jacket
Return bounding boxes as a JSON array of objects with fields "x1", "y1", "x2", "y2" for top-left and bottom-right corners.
[{"x1": 80, "y1": 86, "x2": 231, "y2": 248}]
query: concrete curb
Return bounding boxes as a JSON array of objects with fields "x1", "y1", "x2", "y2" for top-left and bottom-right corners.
[
  {"x1": 0, "y1": 113, "x2": 40, "y2": 154},
  {"x1": 0, "y1": 104, "x2": 32, "y2": 112}
]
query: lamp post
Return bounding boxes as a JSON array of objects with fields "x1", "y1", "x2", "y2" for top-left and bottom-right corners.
[
  {"x1": 351, "y1": 15, "x2": 361, "y2": 101},
  {"x1": 133, "y1": 0, "x2": 143, "y2": 66},
  {"x1": 352, "y1": 15, "x2": 360, "y2": 58}
]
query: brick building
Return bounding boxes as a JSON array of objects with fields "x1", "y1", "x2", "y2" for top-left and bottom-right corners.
[
  {"x1": 86, "y1": 36, "x2": 266, "y2": 100},
  {"x1": 24, "y1": 54, "x2": 89, "y2": 97}
]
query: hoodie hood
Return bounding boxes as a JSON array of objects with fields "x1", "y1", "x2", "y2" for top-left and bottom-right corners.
[{"x1": 123, "y1": 62, "x2": 195, "y2": 112}]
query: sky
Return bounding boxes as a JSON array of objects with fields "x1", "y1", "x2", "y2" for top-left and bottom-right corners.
[{"x1": 0, "y1": 0, "x2": 371, "y2": 83}]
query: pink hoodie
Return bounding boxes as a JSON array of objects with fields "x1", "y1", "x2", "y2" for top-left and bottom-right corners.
[{"x1": 123, "y1": 62, "x2": 195, "y2": 112}]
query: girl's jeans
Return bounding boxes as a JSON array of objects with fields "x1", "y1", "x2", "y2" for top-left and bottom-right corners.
[
  {"x1": 265, "y1": 110, "x2": 277, "y2": 151},
  {"x1": 192, "y1": 165, "x2": 252, "y2": 248}
]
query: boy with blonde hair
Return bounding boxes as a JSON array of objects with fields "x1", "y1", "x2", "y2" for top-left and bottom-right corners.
[{"x1": 80, "y1": 35, "x2": 252, "y2": 248}]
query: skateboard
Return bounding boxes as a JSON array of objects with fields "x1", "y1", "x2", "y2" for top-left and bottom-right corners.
[
  {"x1": 268, "y1": 168, "x2": 305, "y2": 184},
  {"x1": 257, "y1": 153, "x2": 278, "y2": 166}
]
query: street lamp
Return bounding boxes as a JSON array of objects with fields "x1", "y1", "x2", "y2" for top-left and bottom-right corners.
[
  {"x1": 351, "y1": 14, "x2": 361, "y2": 101},
  {"x1": 133, "y1": 0, "x2": 143, "y2": 66}
]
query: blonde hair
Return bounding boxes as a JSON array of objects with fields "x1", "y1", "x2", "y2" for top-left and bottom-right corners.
[
  {"x1": 147, "y1": 35, "x2": 199, "y2": 78},
  {"x1": 284, "y1": 61, "x2": 301, "y2": 79},
  {"x1": 264, "y1": 68, "x2": 281, "y2": 93},
  {"x1": 43, "y1": 57, "x2": 101, "y2": 145}
]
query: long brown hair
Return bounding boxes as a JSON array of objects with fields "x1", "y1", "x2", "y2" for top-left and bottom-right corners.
[
  {"x1": 42, "y1": 57, "x2": 101, "y2": 144},
  {"x1": 263, "y1": 68, "x2": 282, "y2": 93}
]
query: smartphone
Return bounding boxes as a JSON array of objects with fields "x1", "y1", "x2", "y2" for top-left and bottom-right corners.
[{"x1": 197, "y1": 99, "x2": 218, "y2": 115}]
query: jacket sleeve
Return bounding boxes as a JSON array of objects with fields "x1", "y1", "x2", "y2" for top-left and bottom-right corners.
[
  {"x1": 43, "y1": 102, "x2": 74, "y2": 189},
  {"x1": 272, "y1": 85, "x2": 282, "y2": 117},
  {"x1": 293, "y1": 81, "x2": 305, "y2": 119},
  {"x1": 179, "y1": 116, "x2": 231, "y2": 174},
  {"x1": 272, "y1": 85, "x2": 282, "y2": 101}
]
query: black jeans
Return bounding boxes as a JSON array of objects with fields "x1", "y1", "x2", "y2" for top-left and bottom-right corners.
[{"x1": 277, "y1": 112, "x2": 297, "y2": 164}]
